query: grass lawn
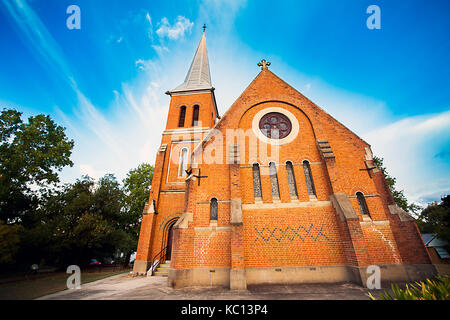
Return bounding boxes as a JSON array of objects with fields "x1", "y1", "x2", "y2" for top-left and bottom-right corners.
[{"x1": 0, "y1": 269, "x2": 130, "y2": 300}]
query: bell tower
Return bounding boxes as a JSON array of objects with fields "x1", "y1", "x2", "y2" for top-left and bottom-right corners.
[
  {"x1": 133, "y1": 27, "x2": 219, "y2": 275},
  {"x1": 164, "y1": 27, "x2": 219, "y2": 130}
]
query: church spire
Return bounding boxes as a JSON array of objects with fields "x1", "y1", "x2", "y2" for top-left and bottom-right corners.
[{"x1": 170, "y1": 26, "x2": 212, "y2": 93}]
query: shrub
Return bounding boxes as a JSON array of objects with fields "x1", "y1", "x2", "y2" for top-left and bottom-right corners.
[{"x1": 368, "y1": 275, "x2": 450, "y2": 300}]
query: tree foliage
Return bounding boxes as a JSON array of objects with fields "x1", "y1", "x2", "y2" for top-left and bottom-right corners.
[
  {"x1": 22, "y1": 174, "x2": 134, "y2": 267},
  {"x1": 123, "y1": 164, "x2": 153, "y2": 233},
  {"x1": 0, "y1": 108, "x2": 155, "y2": 271},
  {"x1": 416, "y1": 195, "x2": 450, "y2": 244},
  {"x1": 0, "y1": 109, "x2": 74, "y2": 223},
  {"x1": 373, "y1": 156, "x2": 420, "y2": 214},
  {"x1": 121, "y1": 163, "x2": 154, "y2": 264},
  {"x1": 0, "y1": 220, "x2": 23, "y2": 265},
  {"x1": 373, "y1": 156, "x2": 449, "y2": 244},
  {"x1": 11, "y1": 166, "x2": 153, "y2": 269}
]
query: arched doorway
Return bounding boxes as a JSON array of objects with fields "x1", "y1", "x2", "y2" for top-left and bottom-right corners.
[
  {"x1": 166, "y1": 223, "x2": 174, "y2": 261},
  {"x1": 159, "y1": 217, "x2": 179, "y2": 263}
]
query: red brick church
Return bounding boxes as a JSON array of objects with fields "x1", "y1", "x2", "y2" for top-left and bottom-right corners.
[{"x1": 133, "y1": 29, "x2": 436, "y2": 289}]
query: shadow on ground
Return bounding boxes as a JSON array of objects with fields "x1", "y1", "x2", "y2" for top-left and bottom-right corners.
[{"x1": 35, "y1": 274, "x2": 389, "y2": 300}]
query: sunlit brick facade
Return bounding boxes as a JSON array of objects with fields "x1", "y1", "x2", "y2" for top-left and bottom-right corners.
[{"x1": 133, "y1": 31, "x2": 436, "y2": 289}]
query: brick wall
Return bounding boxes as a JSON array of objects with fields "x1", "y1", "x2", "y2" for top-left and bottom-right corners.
[{"x1": 136, "y1": 68, "x2": 432, "y2": 281}]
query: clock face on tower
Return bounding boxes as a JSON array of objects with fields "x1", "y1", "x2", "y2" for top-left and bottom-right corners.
[{"x1": 258, "y1": 112, "x2": 292, "y2": 139}]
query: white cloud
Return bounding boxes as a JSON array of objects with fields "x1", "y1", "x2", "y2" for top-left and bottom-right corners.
[
  {"x1": 156, "y1": 16, "x2": 194, "y2": 40},
  {"x1": 107, "y1": 10, "x2": 154, "y2": 44},
  {"x1": 1, "y1": 0, "x2": 158, "y2": 182},
  {"x1": 135, "y1": 59, "x2": 146, "y2": 70},
  {"x1": 145, "y1": 12, "x2": 153, "y2": 41},
  {"x1": 79, "y1": 164, "x2": 101, "y2": 180},
  {"x1": 2, "y1": 0, "x2": 74, "y2": 89},
  {"x1": 199, "y1": 0, "x2": 247, "y2": 29},
  {"x1": 145, "y1": 12, "x2": 152, "y2": 25},
  {"x1": 363, "y1": 111, "x2": 450, "y2": 205},
  {"x1": 152, "y1": 44, "x2": 169, "y2": 56}
]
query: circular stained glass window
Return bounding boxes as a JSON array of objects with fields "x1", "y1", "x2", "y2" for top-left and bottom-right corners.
[{"x1": 258, "y1": 112, "x2": 292, "y2": 139}]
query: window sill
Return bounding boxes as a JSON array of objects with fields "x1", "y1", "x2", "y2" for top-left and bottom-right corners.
[
  {"x1": 209, "y1": 220, "x2": 218, "y2": 227},
  {"x1": 254, "y1": 197, "x2": 263, "y2": 203}
]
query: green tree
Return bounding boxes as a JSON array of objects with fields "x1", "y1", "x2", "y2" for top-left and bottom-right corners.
[
  {"x1": 122, "y1": 163, "x2": 154, "y2": 265},
  {"x1": 23, "y1": 175, "x2": 131, "y2": 267},
  {"x1": 0, "y1": 109, "x2": 74, "y2": 223},
  {"x1": 20, "y1": 176, "x2": 95, "y2": 267},
  {"x1": 416, "y1": 195, "x2": 450, "y2": 245},
  {"x1": 373, "y1": 156, "x2": 420, "y2": 214},
  {"x1": 0, "y1": 220, "x2": 23, "y2": 267}
]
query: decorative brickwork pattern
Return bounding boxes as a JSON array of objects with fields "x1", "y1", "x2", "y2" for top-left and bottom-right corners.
[{"x1": 254, "y1": 225, "x2": 329, "y2": 243}]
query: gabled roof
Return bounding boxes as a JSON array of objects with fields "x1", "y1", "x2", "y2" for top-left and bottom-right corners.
[
  {"x1": 193, "y1": 67, "x2": 370, "y2": 155},
  {"x1": 170, "y1": 30, "x2": 212, "y2": 93}
]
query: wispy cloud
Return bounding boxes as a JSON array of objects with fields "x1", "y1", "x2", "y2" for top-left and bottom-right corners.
[
  {"x1": 79, "y1": 164, "x2": 102, "y2": 180},
  {"x1": 151, "y1": 44, "x2": 170, "y2": 57},
  {"x1": 156, "y1": 16, "x2": 194, "y2": 40},
  {"x1": 1, "y1": 0, "x2": 157, "y2": 180},
  {"x1": 107, "y1": 9, "x2": 154, "y2": 44},
  {"x1": 145, "y1": 12, "x2": 153, "y2": 41},
  {"x1": 135, "y1": 59, "x2": 146, "y2": 71},
  {"x1": 1, "y1": 0, "x2": 74, "y2": 88},
  {"x1": 363, "y1": 111, "x2": 450, "y2": 204}
]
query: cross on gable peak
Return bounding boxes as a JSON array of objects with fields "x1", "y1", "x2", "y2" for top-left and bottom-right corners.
[{"x1": 258, "y1": 59, "x2": 271, "y2": 70}]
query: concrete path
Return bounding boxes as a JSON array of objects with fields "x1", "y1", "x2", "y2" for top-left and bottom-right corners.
[{"x1": 38, "y1": 273, "x2": 377, "y2": 300}]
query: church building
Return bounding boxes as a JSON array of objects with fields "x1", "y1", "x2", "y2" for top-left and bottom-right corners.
[{"x1": 133, "y1": 29, "x2": 436, "y2": 289}]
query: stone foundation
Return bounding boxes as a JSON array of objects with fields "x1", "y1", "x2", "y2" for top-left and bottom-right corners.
[
  {"x1": 230, "y1": 269, "x2": 247, "y2": 290},
  {"x1": 168, "y1": 264, "x2": 438, "y2": 289},
  {"x1": 168, "y1": 267, "x2": 230, "y2": 288},
  {"x1": 133, "y1": 260, "x2": 150, "y2": 275}
]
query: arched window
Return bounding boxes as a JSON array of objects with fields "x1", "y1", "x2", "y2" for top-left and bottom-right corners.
[
  {"x1": 356, "y1": 192, "x2": 370, "y2": 215},
  {"x1": 303, "y1": 160, "x2": 316, "y2": 197},
  {"x1": 192, "y1": 105, "x2": 199, "y2": 126},
  {"x1": 178, "y1": 106, "x2": 186, "y2": 127},
  {"x1": 210, "y1": 198, "x2": 218, "y2": 221},
  {"x1": 286, "y1": 161, "x2": 298, "y2": 199},
  {"x1": 252, "y1": 163, "x2": 262, "y2": 199},
  {"x1": 269, "y1": 162, "x2": 280, "y2": 199},
  {"x1": 179, "y1": 148, "x2": 188, "y2": 177}
]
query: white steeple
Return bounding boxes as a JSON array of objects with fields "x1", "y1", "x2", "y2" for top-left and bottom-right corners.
[{"x1": 170, "y1": 27, "x2": 212, "y2": 93}]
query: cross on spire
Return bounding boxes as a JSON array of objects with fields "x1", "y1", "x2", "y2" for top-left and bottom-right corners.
[
  {"x1": 258, "y1": 59, "x2": 271, "y2": 70},
  {"x1": 203, "y1": 24, "x2": 207, "y2": 32}
]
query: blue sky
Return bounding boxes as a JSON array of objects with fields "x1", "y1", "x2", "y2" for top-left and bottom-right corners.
[{"x1": 0, "y1": 0, "x2": 449, "y2": 205}]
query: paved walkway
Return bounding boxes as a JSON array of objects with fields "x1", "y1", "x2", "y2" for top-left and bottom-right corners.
[{"x1": 38, "y1": 273, "x2": 378, "y2": 300}]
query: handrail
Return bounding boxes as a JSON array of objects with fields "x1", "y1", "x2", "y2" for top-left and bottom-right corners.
[{"x1": 148, "y1": 245, "x2": 168, "y2": 276}]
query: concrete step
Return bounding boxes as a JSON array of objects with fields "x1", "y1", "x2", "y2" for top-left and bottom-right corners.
[{"x1": 151, "y1": 260, "x2": 171, "y2": 277}]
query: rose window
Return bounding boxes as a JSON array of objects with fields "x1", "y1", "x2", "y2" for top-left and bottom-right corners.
[{"x1": 258, "y1": 112, "x2": 292, "y2": 139}]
